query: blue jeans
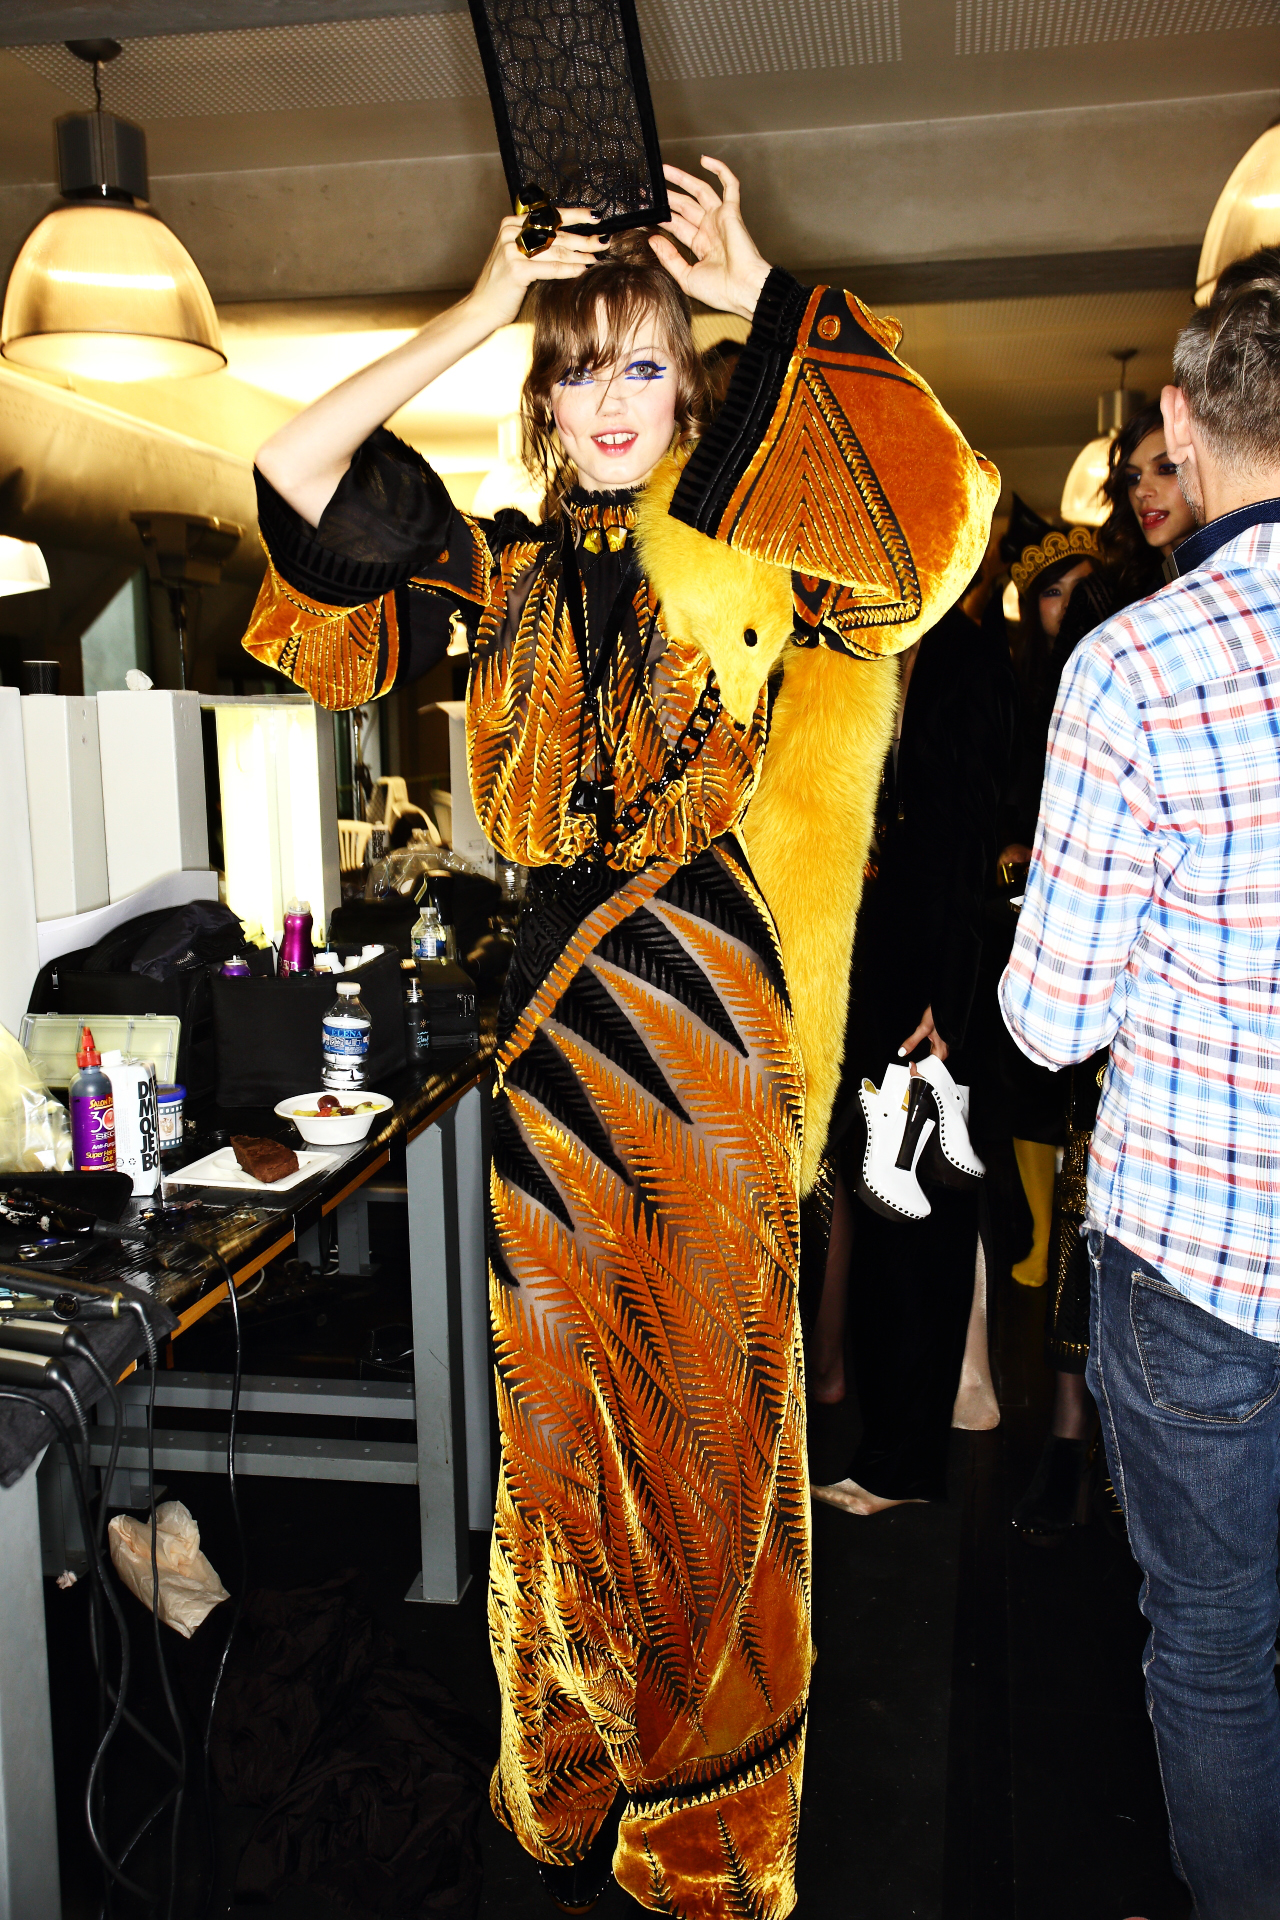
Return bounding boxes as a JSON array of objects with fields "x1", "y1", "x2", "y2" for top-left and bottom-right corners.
[{"x1": 1087, "y1": 1232, "x2": 1280, "y2": 1919}]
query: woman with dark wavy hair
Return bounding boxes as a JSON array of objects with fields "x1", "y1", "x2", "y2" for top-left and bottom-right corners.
[
  {"x1": 240, "y1": 161, "x2": 995, "y2": 1916},
  {"x1": 1097, "y1": 399, "x2": 1197, "y2": 604}
]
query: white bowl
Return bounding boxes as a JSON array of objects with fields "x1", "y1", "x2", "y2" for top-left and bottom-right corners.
[{"x1": 274, "y1": 1090, "x2": 392, "y2": 1146}]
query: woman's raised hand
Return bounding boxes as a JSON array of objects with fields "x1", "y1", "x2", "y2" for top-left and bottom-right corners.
[
  {"x1": 466, "y1": 208, "x2": 608, "y2": 328},
  {"x1": 650, "y1": 159, "x2": 771, "y2": 322}
]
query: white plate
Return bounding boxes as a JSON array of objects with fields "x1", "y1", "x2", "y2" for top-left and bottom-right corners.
[{"x1": 163, "y1": 1145, "x2": 345, "y2": 1192}]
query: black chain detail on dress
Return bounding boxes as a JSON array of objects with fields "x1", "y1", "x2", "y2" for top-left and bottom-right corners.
[
  {"x1": 604, "y1": 672, "x2": 722, "y2": 858},
  {"x1": 468, "y1": 0, "x2": 669, "y2": 231}
]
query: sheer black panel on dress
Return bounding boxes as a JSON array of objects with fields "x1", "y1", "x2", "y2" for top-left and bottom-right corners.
[{"x1": 467, "y1": 0, "x2": 668, "y2": 232}]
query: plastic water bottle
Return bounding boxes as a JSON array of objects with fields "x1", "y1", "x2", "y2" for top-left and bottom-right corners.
[
  {"x1": 322, "y1": 980, "x2": 371, "y2": 1092},
  {"x1": 411, "y1": 892, "x2": 447, "y2": 962}
]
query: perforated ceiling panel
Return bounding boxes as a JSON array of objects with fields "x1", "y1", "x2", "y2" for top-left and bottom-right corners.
[
  {"x1": 957, "y1": 0, "x2": 1278, "y2": 56},
  {"x1": 9, "y1": 0, "x2": 900, "y2": 118},
  {"x1": 641, "y1": 0, "x2": 900, "y2": 79},
  {"x1": 10, "y1": 17, "x2": 486, "y2": 116}
]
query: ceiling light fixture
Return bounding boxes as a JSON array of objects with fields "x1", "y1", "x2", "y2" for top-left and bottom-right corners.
[
  {"x1": 1196, "y1": 118, "x2": 1280, "y2": 307},
  {"x1": 1060, "y1": 349, "x2": 1143, "y2": 528},
  {"x1": 0, "y1": 536, "x2": 51, "y2": 596},
  {"x1": 1, "y1": 39, "x2": 225, "y2": 382}
]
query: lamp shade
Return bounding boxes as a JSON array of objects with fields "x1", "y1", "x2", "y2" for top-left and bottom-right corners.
[
  {"x1": 1, "y1": 201, "x2": 225, "y2": 381},
  {"x1": 1060, "y1": 433, "x2": 1113, "y2": 527},
  {"x1": 0, "y1": 536, "x2": 50, "y2": 596},
  {"x1": 1196, "y1": 121, "x2": 1280, "y2": 307}
]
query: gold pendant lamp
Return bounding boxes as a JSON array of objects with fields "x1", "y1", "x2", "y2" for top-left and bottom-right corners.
[
  {"x1": 1060, "y1": 349, "x2": 1142, "y2": 528},
  {"x1": 1, "y1": 39, "x2": 225, "y2": 382},
  {"x1": 1196, "y1": 118, "x2": 1280, "y2": 307}
]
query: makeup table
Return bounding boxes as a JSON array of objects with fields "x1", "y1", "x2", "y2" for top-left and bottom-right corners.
[{"x1": 0, "y1": 1027, "x2": 495, "y2": 1919}]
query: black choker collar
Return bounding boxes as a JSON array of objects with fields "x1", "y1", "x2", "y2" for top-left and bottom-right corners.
[{"x1": 563, "y1": 487, "x2": 639, "y2": 553}]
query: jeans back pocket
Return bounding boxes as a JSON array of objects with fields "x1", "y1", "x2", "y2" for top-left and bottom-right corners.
[{"x1": 1129, "y1": 1272, "x2": 1280, "y2": 1424}]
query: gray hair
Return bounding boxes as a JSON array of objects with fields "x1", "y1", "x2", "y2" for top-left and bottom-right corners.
[{"x1": 1172, "y1": 246, "x2": 1280, "y2": 473}]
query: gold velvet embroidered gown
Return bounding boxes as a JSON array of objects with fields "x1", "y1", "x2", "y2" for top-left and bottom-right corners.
[{"x1": 242, "y1": 270, "x2": 998, "y2": 1916}]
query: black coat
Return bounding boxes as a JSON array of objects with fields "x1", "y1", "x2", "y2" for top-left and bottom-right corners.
[{"x1": 844, "y1": 600, "x2": 1018, "y2": 1096}]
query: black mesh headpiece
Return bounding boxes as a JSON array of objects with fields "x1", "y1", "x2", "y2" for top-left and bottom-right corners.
[{"x1": 468, "y1": 0, "x2": 669, "y2": 234}]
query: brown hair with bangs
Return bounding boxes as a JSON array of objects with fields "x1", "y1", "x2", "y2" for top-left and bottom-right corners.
[{"x1": 521, "y1": 227, "x2": 709, "y2": 521}]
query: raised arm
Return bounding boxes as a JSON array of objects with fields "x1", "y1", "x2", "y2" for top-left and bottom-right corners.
[{"x1": 255, "y1": 210, "x2": 607, "y2": 527}]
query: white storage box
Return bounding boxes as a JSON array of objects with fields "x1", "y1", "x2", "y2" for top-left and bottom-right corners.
[
  {"x1": 21, "y1": 694, "x2": 109, "y2": 920},
  {"x1": 96, "y1": 689, "x2": 208, "y2": 902},
  {"x1": 0, "y1": 686, "x2": 40, "y2": 1037}
]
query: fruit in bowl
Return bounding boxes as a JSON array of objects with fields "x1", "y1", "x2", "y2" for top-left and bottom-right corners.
[{"x1": 274, "y1": 1090, "x2": 393, "y2": 1146}]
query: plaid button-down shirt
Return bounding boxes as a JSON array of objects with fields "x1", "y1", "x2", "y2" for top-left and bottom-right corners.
[{"x1": 1000, "y1": 502, "x2": 1280, "y2": 1343}]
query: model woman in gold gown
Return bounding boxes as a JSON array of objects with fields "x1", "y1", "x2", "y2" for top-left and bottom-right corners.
[{"x1": 243, "y1": 160, "x2": 996, "y2": 1916}]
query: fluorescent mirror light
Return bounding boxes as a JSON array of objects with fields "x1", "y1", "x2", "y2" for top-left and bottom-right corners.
[{"x1": 0, "y1": 536, "x2": 51, "y2": 596}]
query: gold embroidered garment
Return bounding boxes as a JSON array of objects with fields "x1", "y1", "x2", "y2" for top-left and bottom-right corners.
[{"x1": 241, "y1": 269, "x2": 998, "y2": 1916}]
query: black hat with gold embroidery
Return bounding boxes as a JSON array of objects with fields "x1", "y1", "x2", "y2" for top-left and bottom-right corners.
[{"x1": 1001, "y1": 492, "x2": 1099, "y2": 595}]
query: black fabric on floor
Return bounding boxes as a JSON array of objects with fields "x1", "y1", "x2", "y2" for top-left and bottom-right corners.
[{"x1": 212, "y1": 1576, "x2": 491, "y2": 1917}]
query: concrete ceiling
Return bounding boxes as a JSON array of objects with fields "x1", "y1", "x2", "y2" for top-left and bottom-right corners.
[{"x1": 0, "y1": 1, "x2": 1276, "y2": 529}]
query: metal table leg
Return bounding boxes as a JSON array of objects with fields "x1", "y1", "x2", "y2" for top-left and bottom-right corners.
[
  {"x1": 404, "y1": 1103, "x2": 471, "y2": 1604},
  {"x1": 0, "y1": 1453, "x2": 61, "y2": 1920},
  {"x1": 454, "y1": 1083, "x2": 492, "y2": 1530}
]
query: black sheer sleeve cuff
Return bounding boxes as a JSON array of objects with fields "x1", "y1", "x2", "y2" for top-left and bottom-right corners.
[
  {"x1": 668, "y1": 269, "x2": 809, "y2": 536},
  {"x1": 254, "y1": 428, "x2": 457, "y2": 609},
  {"x1": 747, "y1": 267, "x2": 811, "y2": 349}
]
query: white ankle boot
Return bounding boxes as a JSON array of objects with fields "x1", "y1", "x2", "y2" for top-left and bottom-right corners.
[
  {"x1": 858, "y1": 1064, "x2": 935, "y2": 1221},
  {"x1": 914, "y1": 1054, "x2": 985, "y2": 1186}
]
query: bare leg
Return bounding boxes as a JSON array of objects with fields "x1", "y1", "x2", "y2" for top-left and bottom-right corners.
[
  {"x1": 810, "y1": 1172, "x2": 852, "y2": 1405},
  {"x1": 1050, "y1": 1369, "x2": 1092, "y2": 1440},
  {"x1": 951, "y1": 1233, "x2": 1000, "y2": 1431}
]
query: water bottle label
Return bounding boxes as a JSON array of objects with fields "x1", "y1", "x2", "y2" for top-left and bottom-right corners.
[
  {"x1": 322, "y1": 1021, "x2": 370, "y2": 1056},
  {"x1": 413, "y1": 932, "x2": 446, "y2": 960}
]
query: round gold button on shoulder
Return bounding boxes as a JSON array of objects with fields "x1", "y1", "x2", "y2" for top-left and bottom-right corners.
[{"x1": 816, "y1": 314, "x2": 840, "y2": 341}]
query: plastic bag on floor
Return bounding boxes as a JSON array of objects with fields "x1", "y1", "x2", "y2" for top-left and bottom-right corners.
[
  {"x1": 108, "y1": 1500, "x2": 229, "y2": 1637},
  {"x1": 0, "y1": 1023, "x2": 71, "y2": 1172}
]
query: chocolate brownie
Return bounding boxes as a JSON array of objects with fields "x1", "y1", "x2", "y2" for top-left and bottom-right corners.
[{"x1": 230, "y1": 1136, "x2": 299, "y2": 1184}]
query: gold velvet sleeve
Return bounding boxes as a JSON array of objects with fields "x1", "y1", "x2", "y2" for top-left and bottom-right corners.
[
  {"x1": 241, "y1": 459, "x2": 493, "y2": 711},
  {"x1": 669, "y1": 271, "x2": 999, "y2": 660},
  {"x1": 241, "y1": 560, "x2": 402, "y2": 708}
]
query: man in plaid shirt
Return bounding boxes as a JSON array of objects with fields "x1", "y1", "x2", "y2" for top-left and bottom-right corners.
[{"x1": 1001, "y1": 248, "x2": 1280, "y2": 1920}]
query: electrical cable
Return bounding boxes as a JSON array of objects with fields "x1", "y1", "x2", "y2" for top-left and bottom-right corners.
[
  {"x1": 62, "y1": 1333, "x2": 123, "y2": 1546},
  {"x1": 198, "y1": 1250, "x2": 247, "y2": 1919},
  {"x1": 1, "y1": 1269, "x2": 187, "y2": 1911},
  {"x1": 3, "y1": 1236, "x2": 250, "y2": 1913},
  {"x1": 145, "y1": 1357, "x2": 187, "y2": 1920},
  {"x1": 0, "y1": 1388, "x2": 153, "y2": 1903}
]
